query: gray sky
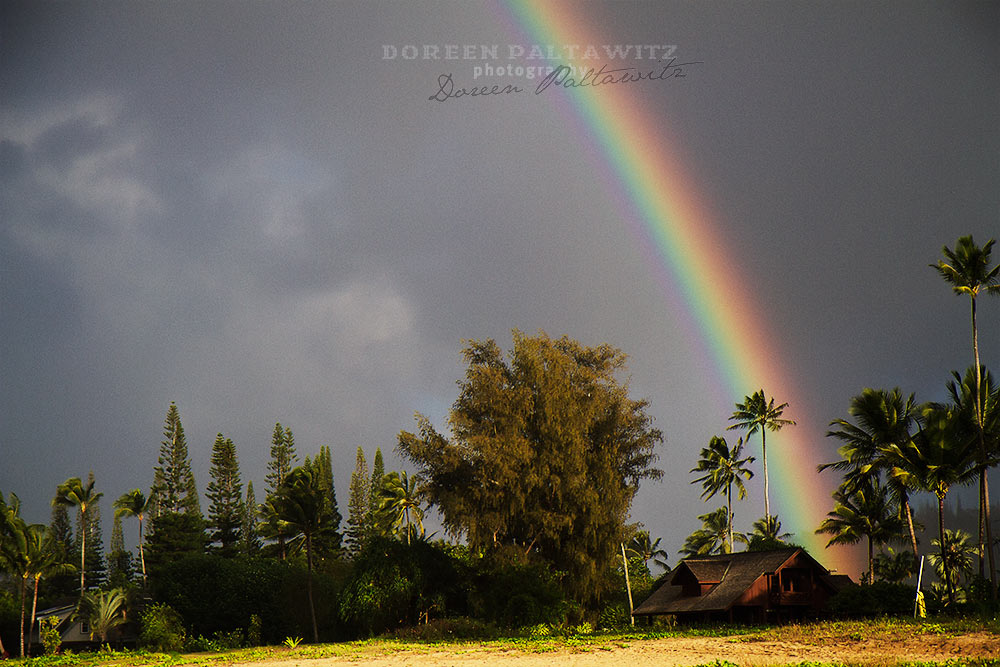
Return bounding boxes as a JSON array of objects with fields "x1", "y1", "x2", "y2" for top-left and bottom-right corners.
[{"x1": 2, "y1": 1, "x2": 997, "y2": 578}]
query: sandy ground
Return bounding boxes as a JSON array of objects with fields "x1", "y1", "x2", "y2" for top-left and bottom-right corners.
[{"x1": 229, "y1": 632, "x2": 1000, "y2": 666}]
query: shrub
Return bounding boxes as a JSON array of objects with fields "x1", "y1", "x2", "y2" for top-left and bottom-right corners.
[
  {"x1": 139, "y1": 603, "x2": 186, "y2": 652},
  {"x1": 827, "y1": 581, "x2": 915, "y2": 617},
  {"x1": 39, "y1": 616, "x2": 62, "y2": 655},
  {"x1": 247, "y1": 614, "x2": 262, "y2": 647}
]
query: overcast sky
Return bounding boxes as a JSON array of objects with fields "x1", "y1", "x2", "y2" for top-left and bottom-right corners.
[{"x1": 2, "y1": 1, "x2": 997, "y2": 578}]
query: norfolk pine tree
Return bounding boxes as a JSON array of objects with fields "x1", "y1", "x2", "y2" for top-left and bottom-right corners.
[
  {"x1": 346, "y1": 447, "x2": 369, "y2": 555},
  {"x1": 147, "y1": 403, "x2": 205, "y2": 569},
  {"x1": 206, "y1": 433, "x2": 244, "y2": 555}
]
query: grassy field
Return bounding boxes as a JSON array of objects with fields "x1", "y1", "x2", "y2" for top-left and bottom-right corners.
[{"x1": 5, "y1": 617, "x2": 1000, "y2": 667}]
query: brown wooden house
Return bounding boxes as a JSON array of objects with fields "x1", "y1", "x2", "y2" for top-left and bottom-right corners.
[{"x1": 633, "y1": 547, "x2": 852, "y2": 623}]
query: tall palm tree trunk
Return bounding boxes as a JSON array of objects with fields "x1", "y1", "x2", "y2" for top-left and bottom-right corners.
[
  {"x1": 971, "y1": 297, "x2": 997, "y2": 597},
  {"x1": 29, "y1": 577, "x2": 40, "y2": 658},
  {"x1": 138, "y1": 519, "x2": 147, "y2": 588},
  {"x1": 18, "y1": 578, "x2": 27, "y2": 657},
  {"x1": 867, "y1": 536, "x2": 874, "y2": 585},
  {"x1": 79, "y1": 512, "x2": 86, "y2": 595},
  {"x1": 903, "y1": 497, "x2": 918, "y2": 559},
  {"x1": 727, "y1": 484, "x2": 734, "y2": 552},
  {"x1": 762, "y1": 432, "x2": 770, "y2": 520}
]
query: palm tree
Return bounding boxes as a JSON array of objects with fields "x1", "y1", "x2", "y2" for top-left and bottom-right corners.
[
  {"x1": 932, "y1": 234, "x2": 1000, "y2": 592},
  {"x1": 822, "y1": 388, "x2": 923, "y2": 557},
  {"x1": 23, "y1": 525, "x2": 74, "y2": 657},
  {"x1": 0, "y1": 490, "x2": 24, "y2": 657},
  {"x1": 681, "y1": 507, "x2": 744, "y2": 556},
  {"x1": 745, "y1": 514, "x2": 793, "y2": 551},
  {"x1": 815, "y1": 478, "x2": 905, "y2": 583},
  {"x1": 114, "y1": 489, "x2": 152, "y2": 588},
  {"x1": 728, "y1": 389, "x2": 796, "y2": 520},
  {"x1": 78, "y1": 588, "x2": 128, "y2": 644},
  {"x1": 894, "y1": 404, "x2": 978, "y2": 604},
  {"x1": 626, "y1": 530, "x2": 670, "y2": 572},
  {"x1": 52, "y1": 476, "x2": 103, "y2": 596},
  {"x1": 377, "y1": 471, "x2": 425, "y2": 546},
  {"x1": 273, "y1": 466, "x2": 327, "y2": 643},
  {"x1": 928, "y1": 529, "x2": 977, "y2": 595},
  {"x1": 691, "y1": 436, "x2": 754, "y2": 550}
]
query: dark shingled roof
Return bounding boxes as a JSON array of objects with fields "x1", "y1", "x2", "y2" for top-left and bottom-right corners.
[{"x1": 634, "y1": 548, "x2": 829, "y2": 616}]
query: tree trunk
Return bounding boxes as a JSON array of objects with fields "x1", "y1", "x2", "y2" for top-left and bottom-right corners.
[
  {"x1": 80, "y1": 510, "x2": 87, "y2": 596},
  {"x1": 939, "y1": 494, "x2": 955, "y2": 606},
  {"x1": 727, "y1": 484, "x2": 734, "y2": 552},
  {"x1": 306, "y1": 534, "x2": 318, "y2": 644},
  {"x1": 18, "y1": 578, "x2": 27, "y2": 657},
  {"x1": 762, "y1": 431, "x2": 770, "y2": 520},
  {"x1": 138, "y1": 518, "x2": 148, "y2": 588},
  {"x1": 971, "y1": 296, "x2": 997, "y2": 598},
  {"x1": 904, "y1": 497, "x2": 918, "y2": 559},
  {"x1": 28, "y1": 577, "x2": 40, "y2": 658},
  {"x1": 867, "y1": 536, "x2": 873, "y2": 585}
]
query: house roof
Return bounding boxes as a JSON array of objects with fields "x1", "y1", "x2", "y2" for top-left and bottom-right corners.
[{"x1": 634, "y1": 547, "x2": 832, "y2": 616}]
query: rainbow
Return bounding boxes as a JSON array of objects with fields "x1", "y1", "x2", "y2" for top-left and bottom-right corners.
[{"x1": 499, "y1": 1, "x2": 858, "y2": 575}]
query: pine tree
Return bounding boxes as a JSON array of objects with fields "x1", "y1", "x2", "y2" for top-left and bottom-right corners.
[
  {"x1": 147, "y1": 402, "x2": 206, "y2": 571},
  {"x1": 239, "y1": 481, "x2": 262, "y2": 556},
  {"x1": 206, "y1": 433, "x2": 243, "y2": 556},
  {"x1": 307, "y1": 446, "x2": 343, "y2": 559},
  {"x1": 346, "y1": 447, "x2": 369, "y2": 556},
  {"x1": 367, "y1": 448, "x2": 385, "y2": 536},
  {"x1": 152, "y1": 402, "x2": 202, "y2": 515},
  {"x1": 107, "y1": 514, "x2": 133, "y2": 588},
  {"x1": 265, "y1": 423, "x2": 298, "y2": 496},
  {"x1": 47, "y1": 503, "x2": 77, "y2": 598}
]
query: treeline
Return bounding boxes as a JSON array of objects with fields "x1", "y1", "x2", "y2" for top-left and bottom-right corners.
[{"x1": 0, "y1": 331, "x2": 668, "y2": 655}]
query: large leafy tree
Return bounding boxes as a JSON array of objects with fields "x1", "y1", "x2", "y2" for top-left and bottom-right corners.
[
  {"x1": 691, "y1": 435, "x2": 754, "y2": 550},
  {"x1": 206, "y1": 433, "x2": 244, "y2": 556},
  {"x1": 822, "y1": 388, "x2": 922, "y2": 557},
  {"x1": 815, "y1": 478, "x2": 905, "y2": 583},
  {"x1": 398, "y1": 331, "x2": 663, "y2": 602},
  {"x1": 113, "y1": 489, "x2": 152, "y2": 587},
  {"x1": 52, "y1": 476, "x2": 103, "y2": 596},
  {"x1": 932, "y1": 234, "x2": 1000, "y2": 592},
  {"x1": 727, "y1": 389, "x2": 795, "y2": 521}
]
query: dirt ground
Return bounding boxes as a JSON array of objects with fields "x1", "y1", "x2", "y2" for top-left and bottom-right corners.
[{"x1": 230, "y1": 631, "x2": 1000, "y2": 666}]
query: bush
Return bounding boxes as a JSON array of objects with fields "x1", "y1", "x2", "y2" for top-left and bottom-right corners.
[
  {"x1": 827, "y1": 581, "x2": 915, "y2": 617},
  {"x1": 470, "y1": 559, "x2": 566, "y2": 628},
  {"x1": 140, "y1": 603, "x2": 186, "y2": 652},
  {"x1": 39, "y1": 615, "x2": 62, "y2": 655},
  {"x1": 339, "y1": 538, "x2": 471, "y2": 637},
  {"x1": 152, "y1": 553, "x2": 345, "y2": 643}
]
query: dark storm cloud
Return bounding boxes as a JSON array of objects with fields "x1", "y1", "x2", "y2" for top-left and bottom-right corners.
[{"x1": 1, "y1": 1, "x2": 997, "y2": 572}]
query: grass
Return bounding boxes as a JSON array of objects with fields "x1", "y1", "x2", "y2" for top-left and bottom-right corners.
[{"x1": 4, "y1": 616, "x2": 998, "y2": 667}]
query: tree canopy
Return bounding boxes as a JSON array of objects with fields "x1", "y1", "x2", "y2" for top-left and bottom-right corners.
[{"x1": 398, "y1": 330, "x2": 663, "y2": 602}]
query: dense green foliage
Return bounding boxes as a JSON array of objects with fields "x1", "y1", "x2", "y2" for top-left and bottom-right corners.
[
  {"x1": 398, "y1": 330, "x2": 663, "y2": 603},
  {"x1": 152, "y1": 554, "x2": 344, "y2": 644}
]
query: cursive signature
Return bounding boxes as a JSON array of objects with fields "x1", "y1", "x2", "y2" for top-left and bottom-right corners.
[
  {"x1": 534, "y1": 58, "x2": 701, "y2": 94},
  {"x1": 428, "y1": 74, "x2": 524, "y2": 102}
]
